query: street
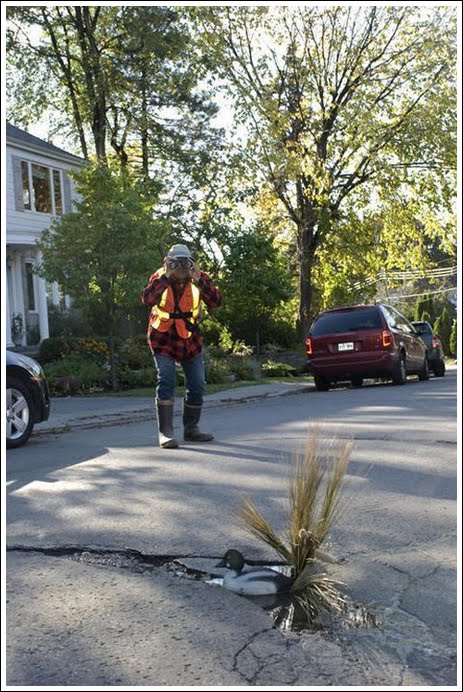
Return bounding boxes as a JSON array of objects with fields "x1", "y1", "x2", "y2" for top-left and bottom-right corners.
[{"x1": 5, "y1": 370, "x2": 458, "y2": 686}]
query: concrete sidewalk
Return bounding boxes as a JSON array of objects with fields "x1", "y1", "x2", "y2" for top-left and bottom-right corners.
[{"x1": 34, "y1": 380, "x2": 312, "y2": 436}]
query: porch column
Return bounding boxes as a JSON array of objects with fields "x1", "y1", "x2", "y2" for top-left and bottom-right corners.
[
  {"x1": 35, "y1": 250, "x2": 49, "y2": 342},
  {"x1": 12, "y1": 252, "x2": 26, "y2": 346}
]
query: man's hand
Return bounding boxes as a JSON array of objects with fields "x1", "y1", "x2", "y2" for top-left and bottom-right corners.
[
  {"x1": 189, "y1": 261, "x2": 201, "y2": 282},
  {"x1": 163, "y1": 258, "x2": 173, "y2": 278}
]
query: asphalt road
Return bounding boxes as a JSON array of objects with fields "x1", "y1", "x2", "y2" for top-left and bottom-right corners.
[{"x1": 5, "y1": 370, "x2": 459, "y2": 687}]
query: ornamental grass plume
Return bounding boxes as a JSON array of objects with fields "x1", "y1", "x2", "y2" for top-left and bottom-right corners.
[{"x1": 235, "y1": 427, "x2": 353, "y2": 621}]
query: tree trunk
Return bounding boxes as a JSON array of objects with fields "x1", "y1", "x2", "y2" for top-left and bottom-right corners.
[
  {"x1": 297, "y1": 221, "x2": 316, "y2": 340},
  {"x1": 140, "y1": 64, "x2": 149, "y2": 176}
]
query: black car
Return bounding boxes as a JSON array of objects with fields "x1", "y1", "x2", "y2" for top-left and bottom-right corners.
[
  {"x1": 411, "y1": 321, "x2": 446, "y2": 377},
  {"x1": 6, "y1": 350, "x2": 51, "y2": 448}
]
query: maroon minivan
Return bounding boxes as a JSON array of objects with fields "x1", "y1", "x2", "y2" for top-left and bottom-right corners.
[{"x1": 305, "y1": 304, "x2": 429, "y2": 391}]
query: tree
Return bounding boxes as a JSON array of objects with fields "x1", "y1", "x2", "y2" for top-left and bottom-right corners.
[
  {"x1": 414, "y1": 295, "x2": 435, "y2": 323},
  {"x1": 198, "y1": 6, "x2": 457, "y2": 336},
  {"x1": 218, "y1": 230, "x2": 293, "y2": 351},
  {"x1": 6, "y1": 6, "x2": 219, "y2": 171},
  {"x1": 433, "y1": 306, "x2": 453, "y2": 357},
  {"x1": 37, "y1": 163, "x2": 166, "y2": 388}
]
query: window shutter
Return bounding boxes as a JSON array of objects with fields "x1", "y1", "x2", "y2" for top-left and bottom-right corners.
[
  {"x1": 62, "y1": 171, "x2": 73, "y2": 212},
  {"x1": 12, "y1": 156, "x2": 25, "y2": 211}
]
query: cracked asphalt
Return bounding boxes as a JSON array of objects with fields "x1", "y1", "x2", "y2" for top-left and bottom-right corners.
[{"x1": 5, "y1": 370, "x2": 459, "y2": 687}]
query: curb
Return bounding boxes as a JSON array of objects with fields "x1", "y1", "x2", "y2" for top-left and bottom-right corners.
[{"x1": 33, "y1": 384, "x2": 312, "y2": 437}]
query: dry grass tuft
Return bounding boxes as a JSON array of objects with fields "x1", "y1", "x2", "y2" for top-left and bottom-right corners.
[{"x1": 234, "y1": 426, "x2": 353, "y2": 619}]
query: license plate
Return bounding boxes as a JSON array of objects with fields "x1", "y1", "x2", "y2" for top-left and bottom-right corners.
[{"x1": 338, "y1": 342, "x2": 354, "y2": 351}]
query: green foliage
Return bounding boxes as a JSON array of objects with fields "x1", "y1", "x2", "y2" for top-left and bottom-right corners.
[
  {"x1": 227, "y1": 355, "x2": 258, "y2": 381},
  {"x1": 433, "y1": 307, "x2": 454, "y2": 356},
  {"x1": 204, "y1": 355, "x2": 234, "y2": 384},
  {"x1": 419, "y1": 310, "x2": 432, "y2": 326},
  {"x1": 199, "y1": 6, "x2": 457, "y2": 334},
  {"x1": 199, "y1": 314, "x2": 226, "y2": 348},
  {"x1": 47, "y1": 304, "x2": 93, "y2": 338},
  {"x1": 39, "y1": 337, "x2": 69, "y2": 364},
  {"x1": 6, "y1": 6, "x2": 219, "y2": 169},
  {"x1": 37, "y1": 162, "x2": 165, "y2": 388},
  {"x1": 218, "y1": 230, "x2": 293, "y2": 350},
  {"x1": 261, "y1": 360, "x2": 297, "y2": 378},
  {"x1": 119, "y1": 335, "x2": 153, "y2": 370},
  {"x1": 40, "y1": 334, "x2": 155, "y2": 393},
  {"x1": 43, "y1": 356, "x2": 109, "y2": 395},
  {"x1": 39, "y1": 336, "x2": 110, "y2": 365},
  {"x1": 117, "y1": 367, "x2": 155, "y2": 389},
  {"x1": 414, "y1": 295, "x2": 436, "y2": 323},
  {"x1": 449, "y1": 319, "x2": 457, "y2": 358}
]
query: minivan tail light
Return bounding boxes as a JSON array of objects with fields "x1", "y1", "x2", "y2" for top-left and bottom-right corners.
[
  {"x1": 382, "y1": 330, "x2": 393, "y2": 348},
  {"x1": 432, "y1": 336, "x2": 441, "y2": 349},
  {"x1": 305, "y1": 337, "x2": 313, "y2": 356}
]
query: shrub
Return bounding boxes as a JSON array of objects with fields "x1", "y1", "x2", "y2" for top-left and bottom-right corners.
[
  {"x1": 261, "y1": 360, "x2": 297, "y2": 377},
  {"x1": 117, "y1": 365, "x2": 155, "y2": 389},
  {"x1": 39, "y1": 336, "x2": 69, "y2": 364},
  {"x1": 199, "y1": 315, "x2": 225, "y2": 348},
  {"x1": 71, "y1": 337, "x2": 110, "y2": 363},
  {"x1": 227, "y1": 355, "x2": 258, "y2": 381},
  {"x1": 204, "y1": 356, "x2": 234, "y2": 383},
  {"x1": 48, "y1": 304, "x2": 93, "y2": 338},
  {"x1": 120, "y1": 335, "x2": 152, "y2": 369},
  {"x1": 434, "y1": 307, "x2": 453, "y2": 356},
  {"x1": 44, "y1": 355, "x2": 109, "y2": 395},
  {"x1": 39, "y1": 335, "x2": 110, "y2": 365}
]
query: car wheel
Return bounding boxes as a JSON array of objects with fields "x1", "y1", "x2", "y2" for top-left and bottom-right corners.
[
  {"x1": 392, "y1": 354, "x2": 407, "y2": 385},
  {"x1": 418, "y1": 356, "x2": 430, "y2": 381},
  {"x1": 6, "y1": 377, "x2": 35, "y2": 448},
  {"x1": 351, "y1": 377, "x2": 363, "y2": 388},
  {"x1": 433, "y1": 360, "x2": 446, "y2": 377},
  {"x1": 314, "y1": 375, "x2": 330, "y2": 391}
]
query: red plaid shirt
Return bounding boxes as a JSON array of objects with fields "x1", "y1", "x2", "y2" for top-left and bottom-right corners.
[{"x1": 141, "y1": 270, "x2": 222, "y2": 362}]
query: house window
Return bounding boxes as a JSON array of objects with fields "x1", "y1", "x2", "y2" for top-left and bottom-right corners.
[
  {"x1": 21, "y1": 161, "x2": 31, "y2": 209},
  {"x1": 21, "y1": 161, "x2": 64, "y2": 215},
  {"x1": 53, "y1": 170, "x2": 63, "y2": 214},
  {"x1": 32, "y1": 164, "x2": 52, "y2": 213}
]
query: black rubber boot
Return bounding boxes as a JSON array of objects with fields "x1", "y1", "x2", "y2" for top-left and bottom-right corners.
[
  {"x1": 183, "y1": 403, "x2": 214, "y2": 442},
  {"x1": 156, "y1": 399, "x2": 179, "y2": 449}
]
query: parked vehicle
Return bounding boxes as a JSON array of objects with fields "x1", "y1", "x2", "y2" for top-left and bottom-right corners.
[
  {"x1": 6, "y1": 350, "x2": 50, "y2": 448},
  {"x1": 305, "y1": 304, "x2": 429, "y2": 391},
  {"x1": 411, "y1": 321, "x2": 446, "y2": 377}
]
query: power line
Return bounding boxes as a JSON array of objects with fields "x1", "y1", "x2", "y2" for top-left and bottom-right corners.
[
  {"x1": 387, "y1": 286, "x2": 457, "y2": 300},
  {"x1": 382, "y1": 267, "x2": 457, "y2": 279},
  {"x1": 351, "y1": 266, "x2": 457, "y2": 292}
]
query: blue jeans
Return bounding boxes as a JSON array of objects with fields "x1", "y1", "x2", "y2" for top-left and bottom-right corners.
[{"x1": 153, "y1": 353, "x2": 205, "y2": 406}]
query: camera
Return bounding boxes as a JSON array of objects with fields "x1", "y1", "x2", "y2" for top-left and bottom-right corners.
[{"x1": 167, "y1": 257, "x2": 193, "y2": 271}]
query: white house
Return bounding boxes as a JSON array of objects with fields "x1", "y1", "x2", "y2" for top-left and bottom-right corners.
[{"x1": 5, "y1": 122, "x2": 84, "y2": 349}]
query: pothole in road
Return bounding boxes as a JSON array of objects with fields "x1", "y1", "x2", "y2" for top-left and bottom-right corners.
[
  {"x1": 162, "y1": 557, "x2": 381, "y2": 634},
  {"x1": 9, "y1": 545, "x2": 380, "y2": 633}
]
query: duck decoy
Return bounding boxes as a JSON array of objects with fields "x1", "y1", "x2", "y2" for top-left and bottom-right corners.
[{"x1": 215, "y1": 549, "x2": 293, "y2": 596}]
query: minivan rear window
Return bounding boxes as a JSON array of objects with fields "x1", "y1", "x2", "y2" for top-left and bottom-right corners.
[{"x1": 310, "y1": 307, "x2": 383, "y2": 336}]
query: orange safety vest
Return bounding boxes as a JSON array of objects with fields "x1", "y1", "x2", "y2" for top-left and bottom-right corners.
[{"x1": 151, "y1": 274, "x2": 201, "y2": 339}]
